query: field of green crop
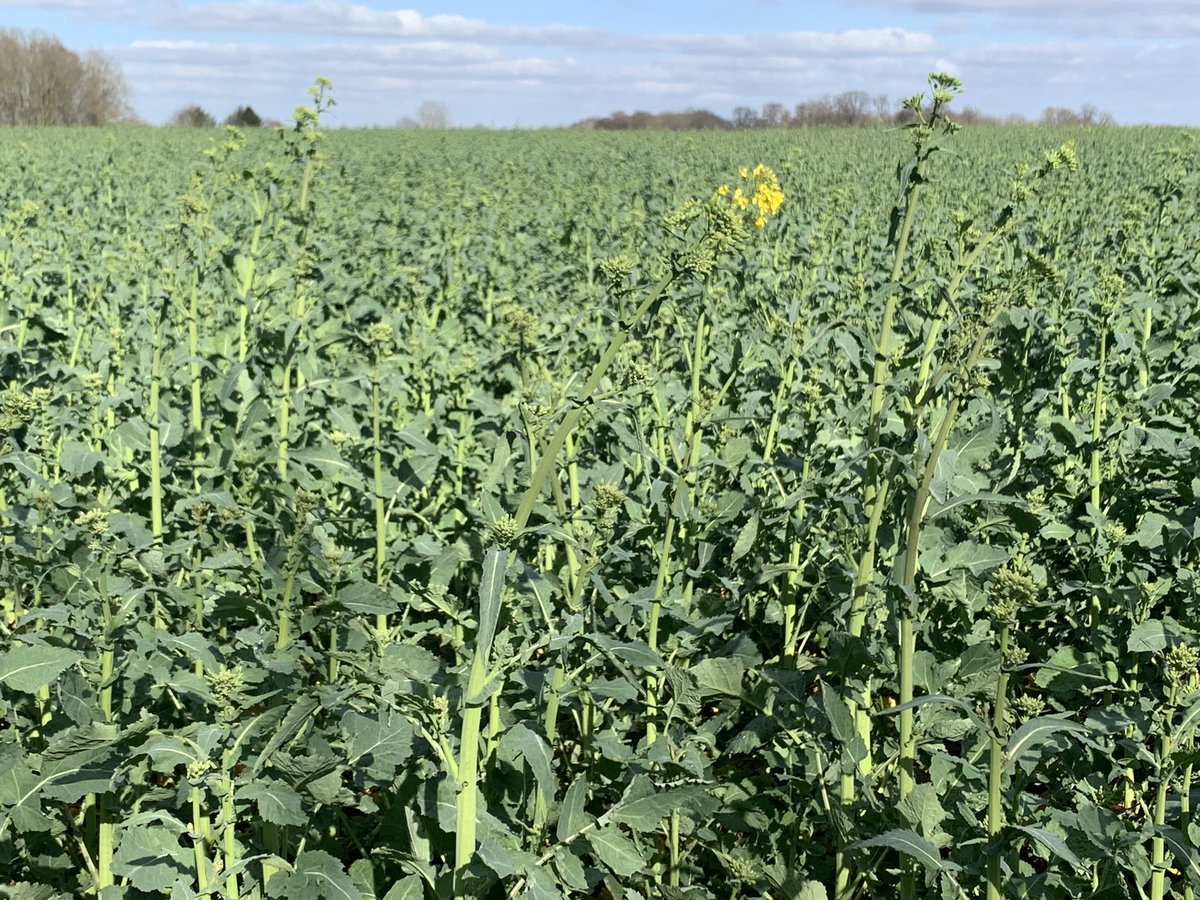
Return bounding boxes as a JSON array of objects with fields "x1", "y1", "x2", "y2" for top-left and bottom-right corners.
[{"x1": 1, "y1": 77, "x2": 1199, "y2": 899}]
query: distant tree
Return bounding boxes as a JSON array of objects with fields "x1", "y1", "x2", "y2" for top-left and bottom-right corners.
[
  {"x1": 573, "y1": 108, "x2": 732, "y2": 131},
  {"x1": 417, "y1": 100, "x2": 449, "y2": 129},
  {"x1": 732, "y1": 106, "x2": 759, "y2": 128},
  {"x1": 170, "y1": 104, "x2": 216, "y2": 127},
  {"x1": 225, "y1": 105, "x2": 263, "y2": 128},
  {"x1": 761, "y1": 102, "x2": 789, "y2": 128},
  {"x1": 0, "y1": 28, "x2": 133, "y2": 126}
]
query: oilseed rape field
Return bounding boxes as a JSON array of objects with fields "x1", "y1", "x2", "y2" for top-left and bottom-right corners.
[{"x1": 1, "y1": 76, "x2": 1200, "y2": 899}]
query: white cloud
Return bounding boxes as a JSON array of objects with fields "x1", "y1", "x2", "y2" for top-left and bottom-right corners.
[
  {"x1": 156, "y1": 1, "x2": 621, "y2": 48},
  {"x1": 856, "y1": 0, "x2": 1200, "y2": 37}
]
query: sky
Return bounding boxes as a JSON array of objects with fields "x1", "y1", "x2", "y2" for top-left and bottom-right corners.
[{"x1": 1, "y1": 0, "x2": 1197, "y2": 128}]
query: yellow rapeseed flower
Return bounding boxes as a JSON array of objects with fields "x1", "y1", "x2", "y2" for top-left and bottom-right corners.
[
  {"x1": 739, "y1": 166, "x2": 750, "y2": 179},
  {"x1": 717, "y1": 184, "x2": 730, "y2": 196}
]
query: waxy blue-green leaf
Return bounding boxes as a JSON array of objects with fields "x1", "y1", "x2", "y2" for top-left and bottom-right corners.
[
  {"x1": 691, "y1": 657, "x2": 745, "y2": 698},
  {"x1": 477, "y1": 548, "x2": 508, "y2": 669},
  {"x1": 269, "y1": 849, "x2": 364, "y2": 899},
  {"x1": 498, "y1": 723, "x2": 555, "y2": 804},
  {"x1": 0, "y1": 646, "x2": 81, "y2": 695},
  {"x1": 1004, "y1": 717, "x2": 1089, "y2": 771},
  {"x1": 1012, "y1": 824, "x2": 1082, "y2": 869},
  {"x1": 240, "y1": 779, "x2": 308, "y2": 827},
  {"x1": 848, "y1": 829, "x2": 959, "y2": 872},
  {"x1": 587, "y1": 827, "x2": 645, "y2": 877},
  {"x1": 557, "y1": 775, "x2": 592, "y2": 842},
  {"x1": 610, "y1": 784, "x2": 711, "y2": 832},
  {"x1": 380, "y1": 875, "x2": 423, "y2": 900},
  {"x1": 110, "y1": 825, "x2": 192, "y2": 893}
]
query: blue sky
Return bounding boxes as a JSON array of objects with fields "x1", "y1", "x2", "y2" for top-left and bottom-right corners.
[{"x1": 1, "y1": 0, "x2": 1197, "y2": 127}]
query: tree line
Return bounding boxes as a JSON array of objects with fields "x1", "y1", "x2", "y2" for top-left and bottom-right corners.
[{"x1": 575, "y1": 91, "x2": 1115, "y2": 131}]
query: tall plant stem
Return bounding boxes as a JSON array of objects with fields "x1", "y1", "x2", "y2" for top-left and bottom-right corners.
[
  {"x1": 1087, "y1": 325, "x2": 1108, "y2": 628},
  {"x1": 987, "y1": 624, "x2": 1012, "y2": 900},
  {"x1": 836, "y1": 157, "x2": 926, "y2": 900},
  {"x1": 372, "y1": 365, "x2": 388, "y2": 640}
]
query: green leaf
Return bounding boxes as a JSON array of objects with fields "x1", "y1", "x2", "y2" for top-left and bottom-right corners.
[
  {"x1": 1013, "y1": 825, "x2": 1082, "y2": 869},
  {"x1": 110, "y1": 825, "x2": 191, "y2": 893},
  {"x1": 1004, "y1": 717, "x2": 1089, "y2": 771},
  {"x1": 593, "y1": 637, "x2": 663, "y2": 668},
  {"x1": 587, "y1": 827, "x2": 645, "y2": 877},
  {"x1": 498, "y1": 723, "x2": 555, "y2": 804},
  {"x1": 344, "y1": 709, "x2": 414, "y2": 780},
  {"x1": 0, "y1": 753, "x2": 56, "y2": 833},
  {"x1": 380, "y1": 875, "x2": 424, "y2": 900},
  {"x1": 848, "y1": 829, "x2": 959, "y2": 871},
  {"x1": 270, "y1": 849, "x2": 364, "y2": 899},
  {"x1": 897, "y1": 784, "x2": 947, "y2": 836},
  {"x1": 1127, "y1": 619, "x2": 1176, "y2": 653},
  {"x1": 523, "y1": 866, "x2": 563, "y2": 900},
  {"x1": 610, "y1": 784, "x2": 710, "y2": 832},
  {"x1": 0, "y1": 883, "x2": 64, "y2": 900},
  {"x1": 0, "y1": 646, "x2": 81, "y2": 694},
  {"x1": 477, "y1": 840, "x2": 537, "y2": 879},
  {"x1": 821, "y1": 687, "x2": 857, "y2": 746},
  {"x1": 239, "y1": 779, "x2": 307, "y2": 827},
  {"x1": 254, "y1": 694, "x2": 322, "y2": 773},
  {"x1": 1153, "y1": 825, "x2": 1200, "y2": 886},
  {"x1": 557, "y1": 775, "x2": 592, "y2": 842},
  {"x1": 691, "y1": 658, "x2": 745, "y2": 698},
  {"x1": 477, "y1": 548, "x2": 508, "y2": 667},
  {"x1": 336, "y1": 581, "x2": 399, "y2": 616},
  {"x1": 730, "y1": 515, "x2": 758, "y2": 564}
]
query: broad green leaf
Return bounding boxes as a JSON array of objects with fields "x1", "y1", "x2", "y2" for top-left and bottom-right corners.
[
  {"x1": 270, "y1": 849, "x2": 364, "y2": 899},
  {"x1": 1013, "y1": 825, "x2": 1082, "y2": 869},
  {"x1": 253, "y1": 694, "x2": 322, "y2": 773},
  {"x1": 381, "y1": 875, "x2": 424, "y2": 900},
  {"x1": 848, "y1": 829, "x2": 959, "y2": 871},
  {"x1": 498, "y1": 723, "x2": 555, "y2": 804},
  {"x1": 0, "y1": 646, "x2": 81, "y2": 694},
  {"x1": 344, "y1": 709, "x2": 414, "y2": 779},
  {"x1": 477, "y1": 840, "x2": 537, "y2": 879},
  {"x1": 336, "y1": 581, "x2": 399, "y2": 616},
  {"x1": 1004, "y1": 717, "x2": 1089, "y2": 771},
  {"x1": 0, "y1": 883, "x2": 64, "y2": 900},
  {"x1": 523, "y1": 865, "x2": 563, "y2": 900},
  {"x1": 239, "y1": 779, "x2": 307, "y2": 827},
  {"x1": 1153, "y1": 825, "x2": 1200, "y2": 886},
  {"x1": 821, "y1": 687, "x2": 857, "y2": 746},
  {"x1": 897, "y1": 784, "x2": 947, "y2": 836},
  {"x1": 557, "y1": 775, "x2": 592, "y2": 842},
  {"x1": 730, "y1": 515, "x2": 758, "y2": 564},
  {"x1": 587, "y1": 827, "x2": 645, "y2": 877},
  {"x1": 610, "y1": 784, "x2": 710, "y2": 832},
  {"x1": 110, "y1": 825, "x2": 191, "y2": 893},
  {"x1": 477, "y1": 548, "x2": 508, "y2": 667},
  {"x1": 1127, "y1": 619, "x2": 1175, "y2": 653},
  {"x1": 691, "y1": 658, "x2": 745, "y2": 698}
]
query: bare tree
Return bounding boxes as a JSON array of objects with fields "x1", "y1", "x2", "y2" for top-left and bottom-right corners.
[
  {"x1": 732, "y1": 106, "x2": 759, "y2": 128},
  {"x1": 0, "y1": 28, "x2": 132, "y2": 126},
  {"x1": 761, "y1": 102, "x2": 789, "y2": 128},
  {"x1": 417, "y1": 100, "x2": 449, "y2": 129}
]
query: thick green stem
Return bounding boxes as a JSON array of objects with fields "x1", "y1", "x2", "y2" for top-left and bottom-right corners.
[
  {"x1": 987, "y1": 625, "x2": 1012, "y2": 900},
  {"x1": 372, "y1": 367, "x2": 388, "y2": 640}
]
